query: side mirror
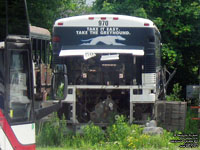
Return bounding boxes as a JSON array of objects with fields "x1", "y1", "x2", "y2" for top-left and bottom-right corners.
[{"x1": 51, "y1": 64, "x2": 68, "y2": 100}]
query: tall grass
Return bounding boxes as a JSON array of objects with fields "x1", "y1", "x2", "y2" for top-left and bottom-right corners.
[
  {"x1": 184, "y1": 108, "x2": 199, "y2": 134},
  {"x1": 83, "y1": 123, "x2": 105, "y2": 144},
  {"x1": 36, "y1": 114, "x2": 199, "y2": 150},
  {"x1": 36, "y1": 113, "x2": 66, "y2": 147}
]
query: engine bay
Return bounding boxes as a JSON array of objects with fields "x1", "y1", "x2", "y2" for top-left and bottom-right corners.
[
  {"x1": 58, "y1": 88, "x2": 154, "y2": 124},
  {"x1": 76, "y1": 89, "x2": 130, "y2": 123}
]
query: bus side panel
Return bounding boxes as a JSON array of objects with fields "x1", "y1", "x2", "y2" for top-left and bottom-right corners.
[
  {"x1": 0, "y1": 128, "x2": 13, "y2": 150},
  {"x1": 11, "y1": 123, "x2": 35, "y2": 145},
  {"x1": 0, "y1": 110, "x2": 35, "y2": 150}
]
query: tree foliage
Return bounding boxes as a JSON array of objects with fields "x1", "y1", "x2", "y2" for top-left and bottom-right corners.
[
  {"x1": 143, "y1": 0, "x2": 200, "y2": 86},
  {"x1": 93, "y1": 0, "x2": 200, "y2": 92},
  {"x1": 0, "y1": 0, "x2": 30, "y2": 40},
  {"x1": 93, "y1": 0, "x2": 147, "y2": 18},
  {"x1": 27, "y1": 0, "x2": 91, "y2": 31}
]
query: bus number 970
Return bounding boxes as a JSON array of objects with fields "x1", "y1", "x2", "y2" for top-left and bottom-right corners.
[{"x1": 98, "y1": 20, "x2": 108, "y2": 26}]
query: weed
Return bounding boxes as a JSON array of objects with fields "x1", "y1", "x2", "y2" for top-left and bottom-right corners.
[
  {"x1": 83, "y1": 123, "x2": 105, "y2": 145},
  {"x1": 166, "y1": 83, "x2": 183, "y2": 101},
  {"x1": 106, "y1": 115, "x2": 130, "y2": 142},
  {"x1": 37, "y1": 114, "x2": 199, "y2": 149},
  {"x1": 184, "y1": 108, "x2": 199, "y2": 134},
  {"x1": 36, "y1": 113, "x2": 66, "y2": 147}
]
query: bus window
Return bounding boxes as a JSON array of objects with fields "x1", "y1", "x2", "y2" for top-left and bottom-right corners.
[
  {"x1": 30, "y1": 26, "x2": 52, "y2": 101},
  {"x1": 9, "y1": 50, "x2": 32, "y2": 122},
  {"x1": 0, "y1": 50, "x2": 4, "y2": 110}
]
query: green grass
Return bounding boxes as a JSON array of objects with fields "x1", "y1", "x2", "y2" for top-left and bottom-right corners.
[
  {"x1": 37, "y1": 147, "x2": 200, "y2": 150},
  {"x1": 36, "y1": 114, "x2": 200, "y2": 150}
]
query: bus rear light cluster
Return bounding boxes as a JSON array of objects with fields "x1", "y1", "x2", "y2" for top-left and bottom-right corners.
[
  {"x1": 144, "y1": 23, "x2": 150, "y2": 26},
  {"x1": 53, "y1": 36, "x2": 60, "y2": 42},
  {"x1": 57, "y1": 22, "x2": 63, "y2": 25},
  {"x1": 101, "y1": 17, "x2": 106, "y2": 20},
  {"x1": 88, "y1": 17, "x2": 94, "y2": 20}
]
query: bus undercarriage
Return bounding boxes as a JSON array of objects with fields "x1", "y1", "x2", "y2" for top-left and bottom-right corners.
[{"x1": 58, "y1": 86, "x2": 155, "y2": 129}]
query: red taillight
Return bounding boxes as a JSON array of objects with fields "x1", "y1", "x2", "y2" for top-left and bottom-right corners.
[
  {"x1": 113, "y1": 17, "x2": 118, "y2": 20},
  {"x1": 53, "y1": 36, "x2": 60, "y2": 42},
  {"x1": 144, "y1": 23, "x2": 149, "y2": 26},
  {"x1": 101, "y1": 17, "x2": 106, "y2": 20},
  {"x1": 88, "y1": 17, "x2": 94, "y2": 20},
  {"x1": 58, "y1": 22, "x2": 63, "y2": 25}
]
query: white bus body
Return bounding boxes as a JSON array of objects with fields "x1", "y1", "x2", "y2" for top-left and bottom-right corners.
[{"x1": 53, "y1": 14, "x2": 162, "y2": 125}]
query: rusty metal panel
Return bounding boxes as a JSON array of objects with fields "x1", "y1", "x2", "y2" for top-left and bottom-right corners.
[
  {"x1": 34, "y1": 64, "x2": 52, "y2": 101},
  {"x1": 40, "y1": 64, "x2": 52, "y2": 87}
]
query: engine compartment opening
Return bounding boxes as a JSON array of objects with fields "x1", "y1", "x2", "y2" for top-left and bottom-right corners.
[{"x1": 76, "y1": 89, "x2": 130, "y2": 124}]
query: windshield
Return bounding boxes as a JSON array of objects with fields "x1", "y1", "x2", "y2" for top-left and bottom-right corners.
[
  {"x1": 9, "y1": 50, "x2": 32, "y2": 122},
  {"x1": 54, "y1": 27, "x2": 155, "y2": 49},
  {"x1": 54, "y1": 27, "x2": 155, "y2": 60}
]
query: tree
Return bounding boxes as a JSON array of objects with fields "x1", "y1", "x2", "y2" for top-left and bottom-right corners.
[
  {"x1": 93, "y1": 0, "x2": 200, "y2": 94},
  {"x1": 93, "y1": 0, "x2": 147, "y2": 18},
  {"x1": 27, "y1": 0, "x2": 91, "y2": 31},
  {"x1": 143, "y1": 0, "x2": 200, "y2": 87}
]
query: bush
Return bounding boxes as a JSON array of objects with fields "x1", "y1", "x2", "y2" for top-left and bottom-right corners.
[
  {"x1": 83, "y1": 123, "x2": 105, "y2": 144},
  {"x1": 36, "y1": 113, "x2": 66, "y2": 147},
  {"x1": 106, "y1": 115, "x2": 131, "y2": 142},
  {"x1": 166, "y1": 83, "x2": 183, "y2": 101},
  {"x1": 37, "y1": 115, "x2": 191, "y2": 149}
]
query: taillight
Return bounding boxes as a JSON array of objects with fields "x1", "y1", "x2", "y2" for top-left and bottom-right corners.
[
  {"x1": 53, "y1": 36, "x2": 60, "y2": 42},
  {"x1": 88, "y1": 17, "x2": 94, "y2": 20},
  {"x1": 144, "y1": 23, "x2": 149, "y2": 26},
  {"x1": 113, "y1": 17, "x2": 119, "y2": 20},
  {"x1": 57, "y1": 22, "x2": 63, "y2": 25},
  {"x1": 101, "y1": 17, "x2": 106, "y2": 20}
]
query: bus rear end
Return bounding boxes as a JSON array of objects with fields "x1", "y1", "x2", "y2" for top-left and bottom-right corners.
[{"x1": 53, "y1": 14, "x2": 162, "y2": 126}]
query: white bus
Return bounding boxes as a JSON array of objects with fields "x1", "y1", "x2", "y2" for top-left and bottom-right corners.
[{"x1": 52, "y1": 14, "x2": 163, "y2": 126}]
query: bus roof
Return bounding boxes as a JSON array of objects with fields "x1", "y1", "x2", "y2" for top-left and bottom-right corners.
[
  {"x1": 54, "y1": 14, "x2": 156, "y2": 28},
  {"x1": 30, "y1": 25, "x2": 51, "y2": 40}
]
